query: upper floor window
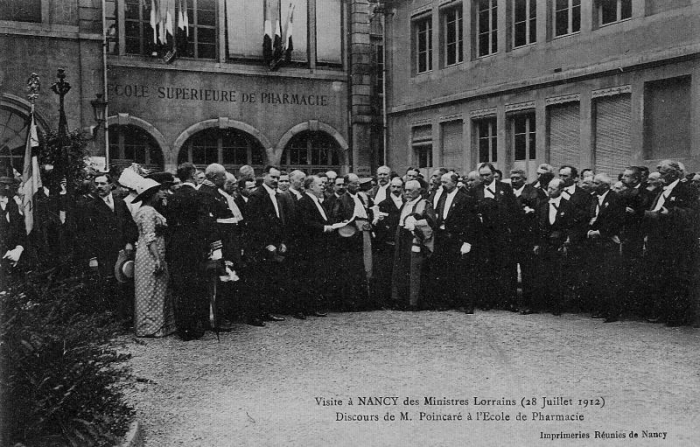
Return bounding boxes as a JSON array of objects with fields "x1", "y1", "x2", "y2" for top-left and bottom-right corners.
[
  {"x1": 413, "y1": 15, "x2": 433, "y2": 74},
  {"x1": 124, "y1": 0, "x2": 157, "y2": 56},
  {"x1": 512, "y1": 0, "x2": 536, "y2": 48},
  {"x1": 0, "y1": 0, "x2": 41, "y2": 23},
  {"x1": 476, "y1": 0, "x2": 498, "y2": 57},
  {"x1": 554, "y1": 0, "x2": 581, "y2": 37},
  {"x1": 186, "y1": 0, "x2": 217, "y2": 59},
  {"x1": 597, "y1": 0, "x2": 632, "y2": 26},
  {"x1": 442, "y1": 5, "x2": 463, "y2": 66}
]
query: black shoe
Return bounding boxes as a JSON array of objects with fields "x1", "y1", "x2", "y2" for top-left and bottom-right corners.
[
  {"x1": 311, "y1": 311, "x2": 327, "y2": 317},
  {"x1": 520, "y1": 308, "x2": 536, "y2": 315},
  {"x1": 646, "y1": 317, "x2": 662, "y2": 323},
  {"x1": 247, "y1": 317, "x2": 265, "y2": 327},
  {"x1": 465, "y1": 308, "x2": 474, "y2": 315},
  {"x1": 603, "y1": 316, "x2": 619, "y2": 323},
  {"x1": 215, "y1": 319, "x2": 234, "y2": 332},
  {"x1": 263, "y1": 314, "x2": 285, "y2": 322},
  {"x1": 293, "y1": 312, "x2": 307, "y2": 320}
]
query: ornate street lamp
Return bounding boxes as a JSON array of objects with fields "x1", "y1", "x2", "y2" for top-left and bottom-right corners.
[{"x1": 90, "y1": 93, "x2": 108, "y2": 127}]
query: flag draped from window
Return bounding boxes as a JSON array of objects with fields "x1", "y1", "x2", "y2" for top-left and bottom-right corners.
[
  {"x1": 284, "y1": 2, "x2": 295, "y2": 63},
  {"x1": 21, "y1": 109, "x2": 41, "y2": 235},
  {"x1": 263, "y1": 0, "x2": 274, "y2": 65}
]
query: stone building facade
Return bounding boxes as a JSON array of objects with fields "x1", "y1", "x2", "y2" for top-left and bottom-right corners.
[
  {"x1": 1, "y1": 0, "x2": 381, "y2": 175},
  {"x1": 382, "y1": 0, "x2": 700, "y2": 179}
]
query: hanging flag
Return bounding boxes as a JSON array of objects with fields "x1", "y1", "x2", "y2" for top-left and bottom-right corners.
[
  {"x1": 284, "y1": 2, "x2": 295, "y2": 63},
  {"x1": 263, "y1": 0, "x2": 273, "y2": 65},
  {"x1": 21, "y1": 110, "x2": 41, "y2": 235},
  {"x1": 150, "y1": 0, "x2": 158, "y2": 44}
]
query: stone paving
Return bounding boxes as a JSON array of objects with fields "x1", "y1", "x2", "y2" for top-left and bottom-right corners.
[{"x1": 121, "y1": 310, "x2": 700, "y2": 447}]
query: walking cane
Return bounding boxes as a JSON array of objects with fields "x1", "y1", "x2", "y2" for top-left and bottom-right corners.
[{"x1": 208, "y1": 269, "x2": 220, "y2": 342}]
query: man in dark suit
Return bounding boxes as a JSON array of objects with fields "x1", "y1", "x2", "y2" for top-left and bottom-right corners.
[
  {"x1": 80, "y1": 173, "x2": 138, "y2": 280},
  {"x1": 372, "y1": 176, "x2": 404, "y2": 307},
  {"x1": 619, "y1": 166, "x2": 654, "y2": 316},
  {"x1": 558, "y1": 165, "x2": 594, "y2": 309},
  {"x1": 534, "y1": 179, "x2": 579, "y2": 315},
  {"x1": 167, "y1": 163, "x2": 222, "y2": 339},
  {"x1": 471, "y1": 162, "x2": 520, "y2": 310},
  {"x1": 510, "y1": 169, "x2": 546, "y2": 314},
  {"x1": 643, "y1": 160, "x2": 699, "y2": 326},
  {"x1": 585, "y1": 174, "x2": 625, "y2": 321},
  {"x1": 368, "y1": 165, "x2": 392, "y2": 205},
  {"x1": 295, "y1": 175, "x2": 335, "y2": 317},
  {"x1": 245, "y1": 165, "x2": 288, "y2": 322},
  {"x1": 0, "y1": 176, "x2": 27, "y2": 290},
  {"x1": 329, "y1": 173, "x2": 374, "y2": 310},
  {"x1": 430, "y1": 172, "x2": 479, "y2": 312},
  {"x1": 276, "y1": 170, "x2": 305, "y2": 318}
]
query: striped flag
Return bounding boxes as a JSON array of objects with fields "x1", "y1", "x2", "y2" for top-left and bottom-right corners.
[
  {"x1": 21, "y1": 110, "x2": 41, "y2": 235},
  {"x1": 284, "y1": 2, "x2": 295, "y2": 63},
  {"x1": 263, "y1": 0, "x2": 273, "y2": 64}
]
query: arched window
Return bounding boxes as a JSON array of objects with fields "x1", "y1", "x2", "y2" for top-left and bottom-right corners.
[
  {"x1": 281, "y1": 131, "x2": 341, "y2": 174},
  {"x1": 178, "y1": 128, "x2": 265, "y2": 171},
  {"x1": 0, "y1": 106, "x2": 32, "y2": 176},
  {"x1": 109, "y1": 124, "x2": 164, "y2": 170}
]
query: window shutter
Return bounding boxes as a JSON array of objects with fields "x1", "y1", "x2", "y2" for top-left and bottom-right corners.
[
  {"x1": 441, "y1": 121, "x2": 463, "y2": 170},
  {"x1": 595, "y1": 94, "x2": 631, "y2": 176},
  {"x1": 548, "y1": 102, "x2": 580, "y2": 169}
]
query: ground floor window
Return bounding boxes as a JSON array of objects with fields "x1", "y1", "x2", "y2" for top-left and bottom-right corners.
[
  {"x1": 281, "y1": 131, "x2": 341, "y2": 174},
  {"x1": 0, "y1": 106, "x2": 32, "y2": 176},
  {"x1": 474, "y1": 117, "x2": 497, "y2": 164},
  {"x1": 109, "y1": 125, "x2": 164, "y2": 170},
  {"x1": 511, "y1": 112, "x2": 536, "y2": 162},
  {"x1": 178, "y1": 127, "x2": 265, "y2": 172}
]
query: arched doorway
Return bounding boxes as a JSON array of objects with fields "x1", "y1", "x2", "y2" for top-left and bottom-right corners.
[
  {"x1": 177, "y1": 127, "x2": 265, "y2": 172},
  {"x1": 281, "y1": 131, "x2": 341, "y2": 174},
  {"x1": 109, "y1": 124, "x2": 164, "y2": 170}
]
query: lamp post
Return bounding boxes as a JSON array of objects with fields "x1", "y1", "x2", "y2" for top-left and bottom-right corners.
[{"x1": 50, "y1": 68, "x2": 72, "y2": 196}]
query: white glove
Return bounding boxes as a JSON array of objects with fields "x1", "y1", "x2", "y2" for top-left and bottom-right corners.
[
  {"x1": 523, "y1": 206, "x2": 534, "y2": 214},
  {"x1": 460, "y1": 242, "x2": 472, "y2": 254},
  {"x1": 266, "y1": 245, "x2": 277, "y2": 252},
  {"x1": 3, "y1": 246, "x2": 24, "y2": 265},
  {"x1": 210, "y1": 248, "x2": 223, "y2": 260}
]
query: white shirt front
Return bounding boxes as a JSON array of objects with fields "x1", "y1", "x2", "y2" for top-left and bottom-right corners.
[
  {"x1": 390, "y1": 193, "x2": 403, "y2": 210},
  {"x1": 350, "y1": 192, "x2": 368, "y2": 219},
  {"x1": 432, "y1": 187, "x2": 444, "y2": 208},
  {"x1": 548, "y1": 196, "x2": 563, "y2": 225},
  {"x1": 653, "y1": 178, "x2": 679, "y2": 211},
  {"x1": 306, "y1": 192, "x2": 328, "y2": 221},
  {"x1": 399, "y1": 197, "x2": 421, "y2": 227},
  {"x1": 513, "y1": 185, "x2": 525, "y2": 198},
  {"x1": 262, "y1": 183, "x2": 280, "y2": 218},
  {"x1": 289, "y1": 187, "x2": 303, "y2": 200},
  {"x1": 374, "y1": 183, "x2": 389, "y2": 204},
  {"x1": 102, "y1": 193, "x2": 114, "y2": 212},
  {"x1": 442, "y1": 188, "x2": 459, "y2": 220},
  {"x1": 483, "y1": 181, "x2": 496, "y2": 199}
]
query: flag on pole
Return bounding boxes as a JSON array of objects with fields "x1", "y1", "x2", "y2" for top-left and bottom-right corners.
[
  {"x1": 284, "y1": 2, "x2": 295, "y2": 63},
  {"x1": 21, "y1": 110, "x2": 41, "y2": 235},
  {"x1": 150, "y1": 0, "x2": 158, "y2": 44},
  {"x1": 263, "y1": 0, "x2": 273, "y2": 65}
]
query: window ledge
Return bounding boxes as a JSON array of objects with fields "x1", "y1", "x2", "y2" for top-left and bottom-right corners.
[
  {"x1": 0, "y1": 20, "x2": 81, "y2": 38},
  {"x1": 598, "y1": 17, "x2": 632, "y2": 28},
  {"x1": 108, "y1": 56, "x2": 347, "y2": 81},
  {"x1": 553, "y1": 31, "x2": 581, "y2": 40}
]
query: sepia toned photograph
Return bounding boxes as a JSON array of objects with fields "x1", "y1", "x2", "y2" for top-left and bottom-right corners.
[{"x1": 1, "y1": 0, "x2": 699, "y2": 446}]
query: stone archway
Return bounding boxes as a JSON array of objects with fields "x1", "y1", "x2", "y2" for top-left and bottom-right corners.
[
  {"x1": 274, "y1": 120, "x2": 349, "y2": 167},
  {"x1": 106, "y1": 113, "x2": 169, "y2": 168}
]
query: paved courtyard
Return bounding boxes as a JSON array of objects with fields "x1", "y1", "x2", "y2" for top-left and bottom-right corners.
[{"x1": 121, "y1": 310, "x2": 700, "y2": 447}]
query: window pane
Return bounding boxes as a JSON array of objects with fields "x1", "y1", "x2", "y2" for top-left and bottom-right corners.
[
  {"x1": 555, "y1": 10, "x2": 568, "y2": 35},
  {"x1": 621, "y1": 0, "x2": 632, "y2": 19},
  {"x1": 572, "y1": 5, "x2": 581, "y2": 31}
]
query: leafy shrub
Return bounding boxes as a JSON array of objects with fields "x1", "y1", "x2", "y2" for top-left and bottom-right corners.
[{"x1": 0, "y1": 269, "x2": 134, "y2": 447}]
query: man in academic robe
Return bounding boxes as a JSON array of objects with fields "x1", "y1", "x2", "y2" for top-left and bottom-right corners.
[{"x1": 372, "y1": 176, "x2": 404, "y2": 307}]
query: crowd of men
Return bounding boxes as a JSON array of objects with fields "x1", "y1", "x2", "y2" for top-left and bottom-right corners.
[{"x1": 1, "y1": 157, "x2": 699, "y2": 341}]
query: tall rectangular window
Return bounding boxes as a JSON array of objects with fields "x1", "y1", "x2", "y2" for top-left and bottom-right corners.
[
  {"x1": 513, "y1": 0, "x2": 536, "y2": 48},
  {"x1": 317, "y1": 0, "x2": 342, "y2": 65},
  {"x1": 443, "y1": 6, "x2": 463, "y2": 66},
  {"x1": 476, "y1": 0, "x2": 498, "y2": 57},
  {"x1": 554, "y1": 0, "x2": 581, "y2": 37},
  {"x1": 186, "y1": 0, "x2": 217, "y2": 59},
  {"x1": 475, "y1": 118, "x2": 498, "y2": 163},
  {"x1": 414, "y1": 15, "x2": 433, "y2": 73},
  {"x1": 124, "y1": 0, "x2": 157, "y2": 56},
  {"x1": 376, "y1": 43, "x2": 384, "y2": 95},
  {"x1": 0, "y1": 0, "x2": 41, "y2": 22},
  {"x1": 644, "y1": 77, "x2": 691, "y2": 160},
  {"x1": 597, "y1": 0, "x2": 632, "y2": 26},
  {"x1": 441, "y1": 120, "x2": 464, "y2": 170},
  {"x1": 511, "y1": 113, "x2": 536, "y2": 161}
]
